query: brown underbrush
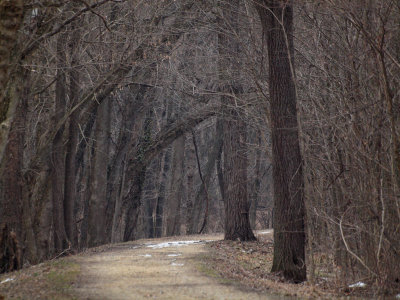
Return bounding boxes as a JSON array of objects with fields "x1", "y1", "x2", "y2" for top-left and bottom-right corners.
[{"x1": 202, "y1": 234, "x2": 388, "y2": 299}]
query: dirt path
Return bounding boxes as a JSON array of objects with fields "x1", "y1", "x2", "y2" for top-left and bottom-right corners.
[{"x1": 73, "y1": 233, "x2": 284, "y2": 300}]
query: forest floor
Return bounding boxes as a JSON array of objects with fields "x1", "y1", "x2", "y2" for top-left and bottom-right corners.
[{"x1": 0, "y1": 231, "x2": 386, "y2": 299}]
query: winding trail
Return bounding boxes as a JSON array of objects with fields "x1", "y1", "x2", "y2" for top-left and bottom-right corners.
[{"x1": 73, "y1": 232, "x2": 285, "y2": 300}]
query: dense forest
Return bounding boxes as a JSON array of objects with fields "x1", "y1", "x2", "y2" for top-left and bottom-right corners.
[{"x1": 0, "y1": 0, "x2": 399, "y2": 296}]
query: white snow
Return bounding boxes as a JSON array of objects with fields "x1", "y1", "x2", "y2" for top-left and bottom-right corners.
[
  {"x1": 171, "y1": 262, "x2": 184, "y2": 266},
  {"x1": 167, "y1": 253, "x2": 182, "y2": 257},
  {"x1": 146, "y1": 240, "x2": 204, "y2": 249},
  {"x1": 348, "y1": 281, "x2": 366, "y2": 288},
  {"x1": 258, "y1": 229, "x2": 273, "y2": 234},
  {"x1": 140, "y1": 254, "x2": 152, "y2": 257},
  {"x1": 1, "y1": 278, "x2": 14, "y2": 284}
]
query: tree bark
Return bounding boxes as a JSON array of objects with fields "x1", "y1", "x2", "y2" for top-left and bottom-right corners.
[
  {"x1": 87, "y1": 97, "x2": 111, "y2": 247},
  {"x1": 256, "y1": 0, "x2": 306, "y2": 282},
  {"x1": 249, "y1": 134, "x2": 262, "y2": 229},
  {"x1": 165, "y1": 136, "x2": 185, "y2": 236},
  {"x1": 0, "y1": 0, "x2": 24, "y2": 162},
  {"x1": 122, "y1": 110, "x2": 153, "y2": 241},
  {"x1": 218, "y1": 0, "x2": 255, "y2": 241},
  {"x1": 188, "y1": 128, "x2": 222, "y2": 234},
  {"x1": 64, "y1": 23, "x2": 81, "y2": 248},
  {"x1": 51, "y1": 32, "x2": 68, "y2": 252},
  {"x1": 0, "y1": 68, "x2": 32, "y2": 266},
  {"x1": 185, "y1": 134, "x2": 195, "y2": 234},
  {"x1": 154, "y1": 149, "x2": 171, "y2": 238},
  {"x1": 222, "y1": 109, "x2": 255, "y2": 241}
]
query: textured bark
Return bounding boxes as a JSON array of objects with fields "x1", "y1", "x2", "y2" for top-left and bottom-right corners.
[
  {"x1": 142, "y1": 158, "x2": 159, "y2": 239},
  {"x1": 256, "y1": 0, "x2": 306, "y2": 282},
  {"x1": 249, "y1": 135, "x2": 262, "y2": 229},
  {"x1": 165, "y1": 136, "x2": 185, "y2": 236},
  {"x1": 222, "y1": 110, "x2": 255, "y2": 241},
  {"x1": 51, "y1": 33, "x2": 68, "y2": 252},
  {"x1": 87, "y1": 98, "x2": 111, "y2": 247},
  {"x1": 216, "y1": 119, "x2": 225, "y2": 212},
  {"x1": 185, "y1": 134, "x2": 195, "y2": 234},
  {"x1": 376, "y1": 35, "x2": 400, "y2": 287},
  {"x1": 110, "y1": 155, "x2": 127, "y2": 243},
  {"x1": 219, "y1": 0, "x2": 255, "y2": 242},
  {"x1": 154, "y1": 149, "x2": 171, "y2": 238},
  {"x1": 0, "y1": 0, "x2": 24, "y2": 162},
  {"x1": 0, "y1": 223, "x2": 21, "y2": 274},
  {"x1": 0, "y1": 0, "x2": 23, "y2": 94},
  {"x1": 0, "y1": 77, "x2": 27, "y2": 231},
  {"x1": 122, "y1": 166, "x2": 146, "y2": 241},
  {"x1": 108, "y1": 84, "x2": 148, "y2": 242},
  {"x1": 122, "y1": 110, "x2": 153, "y2": 241},
  {"x1": 64, "y1": 24, "x2": 81, "y2": 248}
]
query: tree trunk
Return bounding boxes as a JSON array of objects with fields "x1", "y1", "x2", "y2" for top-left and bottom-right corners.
[
  {"x1": 51, "y1": 32, "x2": 68, "y2": 252},
  {"x1": 87, "y1": 97, "x2": 111, "y2": 247},
  {"x1": 185, "y1": 134, "x2": 195, "y2": 234},
  {"x1": 250, "y1": 134, "x2": 262, "y2": 229},
  {"x1": 218, "y1": 0, "x2": 255, "y2": 241},
  {"x1": 142, "y1": 158, "x2": 159, "y2": 239},
  {"x1": 0, "y1": 0, "x2": 24, "y2": 162},
  {"x1": 222, "y1": 109, "x2": 255, "y2": 241},
  {"x1": 165, "y1": 136, "x2": 185, "y2": 236},
  {"x1": 188, "y1": 128, "x2": 222, "y2": 234},
  {"x1": 122, "y1": 110, "x2": 153, "y2": 241},
  {"x1": 154, "y1": 148, "x2": 171, "y2": 238},
  {"x1": 256, "y1": 0, "x2": 306, "y2": 282},
  {"x1": 0, "y1": 68, "x2": 32, "y2": 266},
  {"x1": 64, "y1": 24, "x2": 81, "y2": 248}
]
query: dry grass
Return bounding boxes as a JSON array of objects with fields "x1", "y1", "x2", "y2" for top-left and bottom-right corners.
[
  {"x1": 0, "y1": 257, "x2": 80, "y2": 299},
  {"x1": 200, "y1": 234, "x2": 384, "y2": 299},
  {"x1": 0, "y1": 233, "x2": 396, "y2": 299}
]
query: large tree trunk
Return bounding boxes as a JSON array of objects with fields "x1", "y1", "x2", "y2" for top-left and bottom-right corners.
[
  {"x1": 64, "y1": 23, "x2": 81, "y2": 248},
  {"x1": 0, "y1": 0, "x2": 24, "y2": 162},
  {"x1": 218, "y1": 0, "x2": 255, "y2": 242},
  {"x1": 249, "y1": 134, "x2": 262, "y2": 229},
  {"x1": 51, "y1": 33, "x2": 68, "y2": 252},
  {"x1": 87, "y1": 97, "x2": 111, "y2": 247},
  {"x1": 165, "y1": 136, "x2": 185, "y2": 236},
  {"x1": 108, "y1": 84, "x2": 149, "y2": 242},
  {"x1": 122, "y1": 110, "x2": 153, "y2": 241},
  {"x1": 141, "y1": 158, "x2": 159, "y2": 239},
  {"x1": 256, "y1": 0, "x2": 306, "y2": 282},
  {"x1": 0, "y1": 68, "x2": 32, "y2": 266},
  {"x1": 185, "y1": 134, "x2": 196, "y2": 234},
  {"x1": 222, "y1": 109, "x2": 255, "y2": 241}
]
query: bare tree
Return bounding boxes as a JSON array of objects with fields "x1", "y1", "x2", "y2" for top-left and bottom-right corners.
[
  {"x1": 218, "y1": 1, "x2": 256, "y2": 241},
  {"x1": 256, "y1": 0, "x2": 306, "y2": 282}
]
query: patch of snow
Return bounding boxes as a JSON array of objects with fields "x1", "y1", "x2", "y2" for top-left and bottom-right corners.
[
  {"x1": 167, "y1": 253, "x2": 181, "y2": 257},
  {"x1": 258, "y1": 229, "x2": 273, "y2": 234},
  {"x1": 348, "y1": 281, "x2": 366, "y2": 288},
  {"x1": 147, "y1": 240, "x2": 204, "y2": 249},
  {"x1": 171, "y1": 262, "x2": 184, "y2": 266},
  {"x1": 396, "y1": 294, "x2": 400, "y2": 299},
  {"x1": 1, "y1": 278, "x2": 14, "y2": 284},
  {"x1": 140, "y1": 254, "x2": 152, "y2": 257}
]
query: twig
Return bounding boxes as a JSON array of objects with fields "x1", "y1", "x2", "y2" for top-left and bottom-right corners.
[
  {"x1": 339, "y1": 211, "x2": 377, "y2": 277},
  {"x1": 377, "y1": 178, "x2": 384, "y2": 262}
]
